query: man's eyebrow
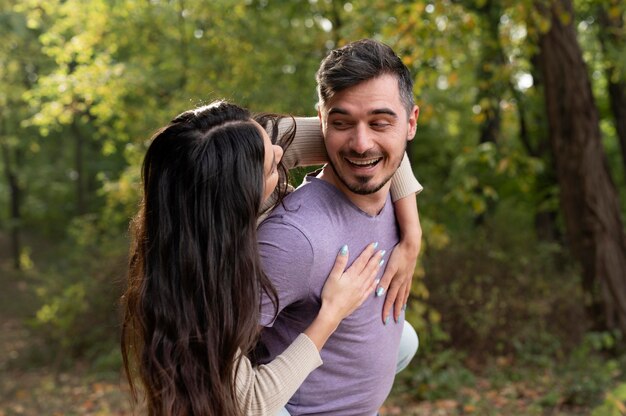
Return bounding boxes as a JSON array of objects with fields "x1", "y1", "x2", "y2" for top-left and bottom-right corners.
[
  {"x1": 370, "y1": 108, "x2": 398, "y2": 118},
  {"x1": 327, "y1": 107, "x2": 398, "y2": 117},
  {"x1": 328, "y1": 107, "x2": 349, "y2": 116}
]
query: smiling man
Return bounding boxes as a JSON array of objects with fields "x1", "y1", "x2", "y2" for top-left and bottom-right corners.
[
  {"x1": 257, "y1": 39, "x2": 419, "y2": 416},
  {"x1": 319, "y1": 73, "x2": 418, "y2": 214}
]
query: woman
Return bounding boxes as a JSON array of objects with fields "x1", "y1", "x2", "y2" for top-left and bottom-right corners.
[{"x1": 121, "y1": 101, "x2": 420, "y2": 415}]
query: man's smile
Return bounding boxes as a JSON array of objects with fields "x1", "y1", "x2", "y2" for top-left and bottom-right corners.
[{"x1": 344, "y1": 156, "x2": 382, "y2": 169}]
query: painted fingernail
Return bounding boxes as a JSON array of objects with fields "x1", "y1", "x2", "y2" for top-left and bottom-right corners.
[
  {"x1": 402, "y1": 303, "x2": 407, "y2": 311},
  {"x1": 378, "y1": 259, "x2": 385, "y2": 267},
  {"x1": 384, "y1": 315, "x2": 390, "y2": 325},
  {"x1": 340, "y1": 245, "x2": 348, "y2": 256},
  {"x1": 376, "y1": 287, "x2": 385, "y2": 297},
  {"x1": 375, "y1": 278, "x2": 381, "y2": 285},
  {"x1": 380, "y1": 250, "x2": 386, "y2": 257},
  {"x1": 372, "y1": 242, "x2": 379, "y2": 249}
]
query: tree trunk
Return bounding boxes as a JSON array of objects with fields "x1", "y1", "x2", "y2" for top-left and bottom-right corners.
[
  {"x1": 71, "y1": 121, "x2": 86, "y2": 215},
  {"x1": 475, "y1": 0, "x2": 506, "y2": 145},
  {"x1": 597, "y1": 1, "x2": 626, "y2": 184},
  {"x1": 1, "y1": 139, "x2": 22, "y2": 271},
  {"x1": 607, "y1": 80, "x2": 626, "y2": 182},
  {"x1": 520, "y1": 53, "x2": 564, "y2": 248},
  {"x1": 536, "y1": 0, "x2": 626, "y2": 335}
]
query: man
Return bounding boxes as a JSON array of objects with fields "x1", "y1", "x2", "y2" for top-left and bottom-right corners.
[{"x1": 258, "y1": 39, "x2": 420, "y2": 416}]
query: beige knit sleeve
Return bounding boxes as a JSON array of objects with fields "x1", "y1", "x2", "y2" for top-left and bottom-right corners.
[
  {"x1": 279, "y1": 117, "x2": 423, "y2": 201},
  {"x1": 278, "y1": 117, "x2": 328, "y2": 169},
  {"x1": 235, "y1": 334, "x2": 322, "y2": 416},
  {"x1": 394, "y1": 153, "x2": 423, "y2": 200}
]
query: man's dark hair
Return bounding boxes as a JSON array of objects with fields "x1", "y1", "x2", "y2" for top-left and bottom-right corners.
[{"x1": 316, "y1": 39, "x2": 415, "y2": 115}]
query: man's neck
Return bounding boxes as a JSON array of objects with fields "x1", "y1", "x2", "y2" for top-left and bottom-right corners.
[{"x1": 317, "y1": 167, "x2": 390, "y2": 216}]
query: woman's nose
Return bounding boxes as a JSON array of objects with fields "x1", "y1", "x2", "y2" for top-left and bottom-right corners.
[{"x1": 274, "y1": 144, "x2": 284, "y2": 163}]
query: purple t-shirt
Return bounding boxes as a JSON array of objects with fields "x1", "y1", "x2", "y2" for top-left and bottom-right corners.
[{"x1": 258, "y1": 176, "x2": 403, "y2": 416}]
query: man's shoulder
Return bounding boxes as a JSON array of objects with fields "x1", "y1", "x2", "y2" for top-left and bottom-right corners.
[
  {"x1": 289, "y1": 177, "x2": 331, "y2": 202},
  {"x1": 259, "y1": 179, "x2": 343, "y2": 247},
  {"x1": 268, "y1": 179, "x2": 334, "y2": 218}
]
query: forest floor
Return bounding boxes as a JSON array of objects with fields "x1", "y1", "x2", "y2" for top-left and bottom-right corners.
[{"x1": 0, "y1": 235, "x2": 621, "y2": 415}]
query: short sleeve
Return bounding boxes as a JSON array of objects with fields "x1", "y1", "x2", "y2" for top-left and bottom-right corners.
[{"x1": 258, "y1": 216, "x2": 314, "y2": 326}]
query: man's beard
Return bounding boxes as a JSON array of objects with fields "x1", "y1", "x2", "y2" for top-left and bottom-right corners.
[
  {"x1": 327, "y1": 144, "x2": 406, "y2": 195},
  {"x1": 336, "y1": 169, "x2": 395, "y2": 195}
]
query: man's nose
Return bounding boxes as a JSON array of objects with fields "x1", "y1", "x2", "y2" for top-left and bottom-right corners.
[{"x1": 350, "y1": 123, "x2": 374, "y2": 154}]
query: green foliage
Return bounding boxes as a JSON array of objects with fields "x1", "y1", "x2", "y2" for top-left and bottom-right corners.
[
  {"x1": 34, "y1": 281, "x2": 88, "y2": 348},
  {"x1": 558, "y1": 332, "x2": 624, "y2": 407},
  {"x1": 423, "y1": 201, "x2": 586, "y2": 357},
  {"x1": 1, "y1": 1, "x2": 625, "y2": 406},
  {"x1": 512, "y1": 330, "x2": 564, "y2": 369},
  {"x1": 29, "y1": 214, "x2": 127, "y2": 368},
  {"x1": 394, "y1": 331, "x2": 626, "y2": 413},
  {"x1": 443, "y1": 142, "x2": 543, "y2": 221},
  {"x1": 592, "y1": 383, "x2": 626, "y2": 416},
  {"x1": 401, "y1": 348, "x2": 476, "y2": 401}
]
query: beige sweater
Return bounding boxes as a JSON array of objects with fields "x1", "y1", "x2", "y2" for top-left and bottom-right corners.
[{"x1": 235, "y1": 334, "x2": 322, "y2": 415}]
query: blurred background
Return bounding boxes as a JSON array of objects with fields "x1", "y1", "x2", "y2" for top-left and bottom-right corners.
[{"x1": 1, "y1": 0, "x2": 625, "y2": 414}]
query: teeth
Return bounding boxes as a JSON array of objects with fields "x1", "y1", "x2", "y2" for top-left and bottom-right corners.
[{"x1": 347, "y1": 158, "x2": 380, "y2": 166}]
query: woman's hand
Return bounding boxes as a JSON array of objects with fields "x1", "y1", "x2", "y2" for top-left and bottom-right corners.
[
  {"x1": 304, "y1": 242, "x2": 383, "y2": 350},
  {"x1": 379, "y1": 195, "x2": 422, "y2": 324},
  {"x1": 378, "y1": 235, "x2": 421, "y2": 324},
  {"x1": 320, "y1": 242, "x2": 383, "y2": 321}
]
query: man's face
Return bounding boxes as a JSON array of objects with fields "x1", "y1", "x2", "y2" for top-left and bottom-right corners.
[{"x1": 319, "y1": 74, "x2": 419, "y2": 196}]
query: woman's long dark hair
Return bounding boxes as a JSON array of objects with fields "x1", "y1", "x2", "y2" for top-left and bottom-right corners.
[{"x1": 121, "y1": 101, "x2": 291, "y2": 416}]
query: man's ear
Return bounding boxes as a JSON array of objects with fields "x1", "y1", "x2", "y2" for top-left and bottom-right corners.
[
  {"x1": 318, "y1": 108, "x2": 326, "y2": 135},
  {"x1": 407, "y1": 105, "x2": 419, "y2": 141}
]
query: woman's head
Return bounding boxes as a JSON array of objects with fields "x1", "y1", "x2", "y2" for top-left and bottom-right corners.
[
  {"x1": 142, "y1": 101, "x2": 283, "y2": 217},
  {"x1": 122, "y1": 100, "x2": 284, "y2": 416}
]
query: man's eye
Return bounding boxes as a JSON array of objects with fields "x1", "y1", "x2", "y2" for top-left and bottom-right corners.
[
  {"x1": 331, "y1": 120, "x2": 351, "y2": 129},
  {"x1": 371, "y1": 122, "x2": 391, "y2": 128}
]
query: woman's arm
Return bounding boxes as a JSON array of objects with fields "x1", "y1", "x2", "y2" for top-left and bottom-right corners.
[
  {"x1": 235, "y1": 334, "x2": 321, "y2": 415},
  {"x1": 377, "y1": 195, "x2": 422, "y2": 324},
  {"x1": 236, "y1": 244, "x2": 382, "y2": 415}
]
